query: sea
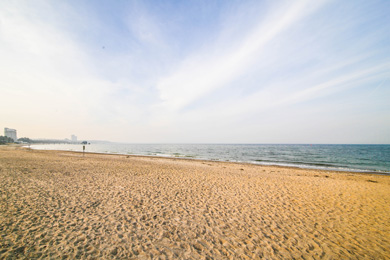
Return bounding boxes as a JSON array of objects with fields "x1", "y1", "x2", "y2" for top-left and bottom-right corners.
[{"x1": 28, "y1": 143, "x2": 390, "y2": 174}]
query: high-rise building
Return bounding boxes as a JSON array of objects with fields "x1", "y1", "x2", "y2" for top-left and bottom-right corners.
[
  {"x1": 4, "y1": 128, "x2": 17, "y2": 142},
  {"x1": 71, "y1": 134, "x2": 77, "y2": 142}
]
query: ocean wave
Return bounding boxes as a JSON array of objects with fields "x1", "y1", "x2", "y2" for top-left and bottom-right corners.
[{"x1": 28, "y1": 143, "x2": 390, "y2": 174}]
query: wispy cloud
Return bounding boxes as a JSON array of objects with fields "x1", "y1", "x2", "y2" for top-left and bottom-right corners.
[
  {"x1": 156, "y1": 0, "x2": 329, "y2": 111},
  {"x1": 1, "y1": 0, "x2": 389, "y2": 143}
]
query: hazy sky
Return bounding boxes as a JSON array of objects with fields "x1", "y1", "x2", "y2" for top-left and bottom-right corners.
[{"x1": 1, "y1": 0, "x2": 389, "y2": 143}]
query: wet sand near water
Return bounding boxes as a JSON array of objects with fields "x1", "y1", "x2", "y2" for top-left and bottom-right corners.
[{"x1": 1, "y1": 146, "x2": 389, "y2": 259}]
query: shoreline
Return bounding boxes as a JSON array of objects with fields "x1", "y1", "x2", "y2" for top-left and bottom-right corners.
[
  {"x1": 26, "y1": 145, "x2": 390, "y2": 176},
  {"x1": 1, "y1": 146, "x2": 390, "y2": 258}
]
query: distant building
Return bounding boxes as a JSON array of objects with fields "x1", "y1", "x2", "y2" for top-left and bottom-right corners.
[
  {"x1": 71, "y1": 134, "x2": 77, "y2": 142},
  {"x1": 4, "y1": 128, "x2": 17, "y2": 142}
]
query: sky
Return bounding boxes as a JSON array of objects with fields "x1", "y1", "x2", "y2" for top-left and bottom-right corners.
[{"x1": 1, "y1": 0, "x2": 389, "y2": 144}]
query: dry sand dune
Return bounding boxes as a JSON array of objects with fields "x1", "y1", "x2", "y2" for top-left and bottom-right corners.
[{"x1": 1, "y1": 146, "x2": 389, "y2": 259}]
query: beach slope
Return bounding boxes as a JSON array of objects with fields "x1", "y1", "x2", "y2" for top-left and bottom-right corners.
[{"x1": 0, "y1": 146, "x2": 389, "y2": 259}]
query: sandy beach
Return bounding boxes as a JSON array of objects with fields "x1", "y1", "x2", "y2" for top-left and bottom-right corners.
[{"x1": 0, "y1": 145, "x2": 389, "y2": 259}]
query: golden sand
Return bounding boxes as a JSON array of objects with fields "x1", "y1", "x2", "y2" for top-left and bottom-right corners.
[{"x1": 0, "y1": 145, "x2": 389, "y2": 259}]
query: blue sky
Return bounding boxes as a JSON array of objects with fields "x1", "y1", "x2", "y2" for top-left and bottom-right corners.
[{"x1": 1, "y1": 0, "x2": 389, "y2": 143}]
